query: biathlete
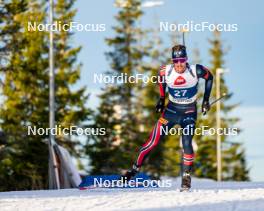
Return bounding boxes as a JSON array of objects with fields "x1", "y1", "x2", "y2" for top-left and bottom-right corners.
[{"x1": 121, "y1": 44, "x2": 214, "y2": 190}]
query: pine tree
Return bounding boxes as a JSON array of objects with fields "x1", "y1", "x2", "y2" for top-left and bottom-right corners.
[
  {"x1": 0, "y1": 0, "x2": 49, "y2": 191},
  {"x1": 86, "y1": 0, "x2": 148, "y2": 174},
  {"x1": 0, "y1": 0, "x2": 89, "y2": 191},
  {"x1": 0, "y1": 0, "x2": 28, "y2": 71},
  {"x1": 194, "y1": 31, "x2": 249, "y2": 181},
  {"x1": 52, "y1": 0, "x2": 90, "y2": 156}
]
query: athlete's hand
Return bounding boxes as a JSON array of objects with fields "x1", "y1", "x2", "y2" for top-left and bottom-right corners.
[
  {"x1": 156, "y1": 97, "x2": 165, "y2": 113},
  {"x1": 202, "y1": 100, "x2": 210, "y2": 115}
]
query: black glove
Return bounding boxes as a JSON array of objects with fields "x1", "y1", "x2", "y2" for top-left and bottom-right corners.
[
  {"x1": 202, "y1": 100, "x2": 210, "y2": 115},
  {"x1": 156, "y1": 97, "x2": 165, "y2": 113}
]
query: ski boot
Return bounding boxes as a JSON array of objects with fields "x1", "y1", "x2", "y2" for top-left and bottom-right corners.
[
  {"x1": 120, "y1": 164, "x2": 140, "y2": 183},
  {"x1": 180, "y1": 171, "x2": 191, "y2": 192}
]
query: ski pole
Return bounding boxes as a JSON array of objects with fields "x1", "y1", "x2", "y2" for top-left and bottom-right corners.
[
  {"x1": 203, "y1": 93, "x2": 228, "y2": 115},
  {"x1": 211, "y1": 93, "x2": 228, "y2": 106}
]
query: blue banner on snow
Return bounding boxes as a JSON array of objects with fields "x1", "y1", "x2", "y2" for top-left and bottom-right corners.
[{"x1": 78, "y1": 173, "x2": 159, "y2": 189}]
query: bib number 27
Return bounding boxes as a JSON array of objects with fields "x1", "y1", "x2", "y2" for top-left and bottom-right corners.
[{"x1": 174, "y1": 90, "x2": 187, "y2": 97}]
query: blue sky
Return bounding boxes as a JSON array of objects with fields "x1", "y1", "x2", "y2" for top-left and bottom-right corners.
[{"x1": 71, "y1": 0, "x2": 264, "y2": 181}]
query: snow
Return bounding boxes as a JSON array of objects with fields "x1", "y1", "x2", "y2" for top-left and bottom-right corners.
[{"x1": 1, "y1": 178, "x2": 264, "y2": 211}]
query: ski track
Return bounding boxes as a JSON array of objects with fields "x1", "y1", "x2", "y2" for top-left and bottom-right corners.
[{"x1": 1, "y1": 178, "x2": 264, "y2": 211}]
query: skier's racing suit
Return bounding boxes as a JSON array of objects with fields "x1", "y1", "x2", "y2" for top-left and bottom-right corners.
[{"x1": 135, "y1": 63, "x2": 213, "y2": 172}]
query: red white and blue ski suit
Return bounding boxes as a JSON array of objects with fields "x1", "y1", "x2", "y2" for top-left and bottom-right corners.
[{"x1": 135, "y1": 63, "x2": 213, "y2": 172}]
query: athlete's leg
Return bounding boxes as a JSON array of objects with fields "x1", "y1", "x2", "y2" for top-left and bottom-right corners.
[
  {"x1": 180, "y1": 110, "x2": 197, "y2": 172},
  {"x1": 135, "y1": 116, "x2": 174, "y2": 168},
  {"x1": 121, "y1": 115, "x2": 175, "y2": 181}
]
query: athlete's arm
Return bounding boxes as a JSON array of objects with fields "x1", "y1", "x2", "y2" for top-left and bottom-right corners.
[
  {"x1": 196, "y1": 64, "x2": 213, "y2": 102},
  {"x1": 156, "y1": 65, "x2": 166, "y2": 113},
  {"x1": 196, "y1": 64, "x2": 214, "y2": 114},
  {"x1": 158, "y1": 65, "x2": 167, "y2": 98}
]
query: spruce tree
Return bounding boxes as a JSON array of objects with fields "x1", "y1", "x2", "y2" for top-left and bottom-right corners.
[
  {"x1": 0, "y1": 0, "x2": 28, "y2": 71},
  {"x1": 194, "y1": 31, "x2": 249, "y2": 181},
  {"x1": 0, "y1": 0, "x2": 49, "y2": 191},
  {"x1": 0, "y1": 0, "x2": 89, "y2": 191},
  {"x1": 52, "y1": 0, "x2": 90, "y2": 155},
  {"x1": 87, "y1": 0, "x2": 148, "y2": 174}
]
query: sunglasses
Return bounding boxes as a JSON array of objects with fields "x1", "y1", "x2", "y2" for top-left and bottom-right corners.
[{"x1": 172, "y1": 58, "x2": 187, "y2": 64}]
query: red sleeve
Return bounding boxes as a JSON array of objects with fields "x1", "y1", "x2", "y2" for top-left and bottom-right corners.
[{"x1": 158, "y1": 65, "x2": 166, "y2": 98}]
